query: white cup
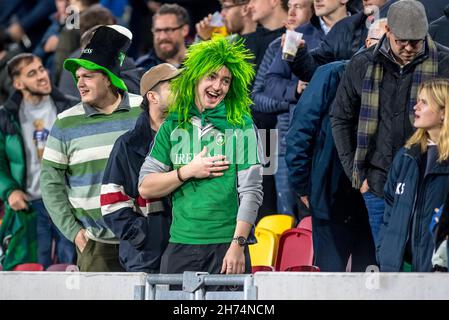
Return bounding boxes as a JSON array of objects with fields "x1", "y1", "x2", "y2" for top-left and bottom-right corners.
[{"x1": 282, "y1": 30, "x2": 303, "y2": 62}]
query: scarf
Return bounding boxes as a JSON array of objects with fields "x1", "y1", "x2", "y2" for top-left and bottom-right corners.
[
  {"x1": 352, "y1": 35, "x2": 439, "y2": 188},
  {"x1": 167, "y1": 101, "x2": 252, "y2": 132}
]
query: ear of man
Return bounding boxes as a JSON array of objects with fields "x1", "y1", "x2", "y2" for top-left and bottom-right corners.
[{"x1": 147, "y1": 90, "x2": 160, "y2": 105}]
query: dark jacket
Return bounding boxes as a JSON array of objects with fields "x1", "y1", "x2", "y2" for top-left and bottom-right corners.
[
  {"x1": 59, "y1": 48, "x2": 144, "y2": 98},
  {"x1": 330, "y1": 36, "x2": 449, "y2": 197},
  {"x1": 241, "y1": 25, "x2": 286, "y2": 76},
  {"x1": 289, "y1": 2, "x2": 395, "y2": 82},
  {"x1": 135, "y1": 49, "x2": 165, "y2": 72},
  {"x1": 387, "y1": 0, "x2": 449, "y2": 24},
  {"x1": 243, "y1": 26, "x2": 286, "y2": 133},
  {"x1": 0, "y1": 0, "x2": 55, "y2": 51},
  {"x1": 429, "y1": 6, "x2": 449, "y2": 47},
  {"x1": 251, "y1": 37, "x2": 293, "y2": 157},
  {"x1": 101, "y1": 111, "x2": 171, "y2": 272},
  {"x1": 0, "y1": 88, "x2": 77, "y2": 200},
  {"x1": 259, "y1": 15, "x2": 325, "y2": 156},
  {"x1": 265, "y1": 15, "x2": 325, "y2": 105},
  {"x1": 286, "y1": 61, "x2": 366, "y2": 221},
  {"x1": 378, "y1": 146, "x2": 449, "y2": 272},
  {"x1": 0, "y1": 88, "x2": 76, "y2": 270},
  {"x1": 432, "y1": 191, "x2": 449, "y2": 271}
]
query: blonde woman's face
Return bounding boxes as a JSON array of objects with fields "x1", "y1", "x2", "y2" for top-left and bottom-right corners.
[{"x1": 413, "y1": 90, "x2": 444, "y2": 131}]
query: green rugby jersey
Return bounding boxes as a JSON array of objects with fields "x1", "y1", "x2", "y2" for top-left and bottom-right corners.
[{"x1": 139, "y1": 110, "x2": 264, "y2": 245}]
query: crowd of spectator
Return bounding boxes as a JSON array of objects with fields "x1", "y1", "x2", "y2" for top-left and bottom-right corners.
[{"x1": 1, "y1": 0, "x2": 449, "y2": 275}]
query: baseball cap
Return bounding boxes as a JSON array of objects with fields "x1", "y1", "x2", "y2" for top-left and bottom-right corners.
[{"x1": 140, "y1": 63, "x2": 181, "y2": 96}]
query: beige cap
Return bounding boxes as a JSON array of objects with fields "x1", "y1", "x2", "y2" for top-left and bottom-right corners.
[{"x1": 140, "y1": 63, "x2": 181, "y2": 96}]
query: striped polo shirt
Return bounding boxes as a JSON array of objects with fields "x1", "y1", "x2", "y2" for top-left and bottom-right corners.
[{"x1": 42, "y1": 92, "x2": 142, "y2": 243}]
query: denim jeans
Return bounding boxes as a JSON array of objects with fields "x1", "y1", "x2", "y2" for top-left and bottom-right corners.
[
  {"x1": 32, "y1": 199, "x2": 76, "y2": 268},
  {"x1": 361, "y1": 191, "x2": 386, "y2": 248},
  {"x1": 274, "y1": 156, "x2": 298, "y2": 220}
]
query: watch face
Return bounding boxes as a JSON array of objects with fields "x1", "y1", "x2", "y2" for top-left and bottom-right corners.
[{"x1": 237, "y1": 236, "x2": 246, "y2": 246}]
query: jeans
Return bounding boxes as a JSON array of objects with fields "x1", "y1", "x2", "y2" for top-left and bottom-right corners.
[
  {"x1": 274, "y1": 156, "x2": 298, "y2": 220},
  {"x1": 362, "y1": 191, "x2": 386, "y2": 248},
  {"x1": 32, "y1": 199, "x2": 76, "y2": 269}
]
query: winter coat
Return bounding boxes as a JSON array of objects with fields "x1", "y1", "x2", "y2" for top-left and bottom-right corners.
[
  {"x1": 101, "y1": 111, "x2": 171, "y2": 272},
  {"x1": 378, "y1": 146, "x2": 449, "y2": 271},
  {"x1": 0, "y1": 88, "x2": 76, "y2": 270},
  {"x1": 286, "y1": 60, "x2": 366, "y2": 221},
  {"x1": 429, "y1": 5, "x2": 449, "y2": 48},
  {"x1": 330, "y1": 36, "x2": 449, "y2": 197}
]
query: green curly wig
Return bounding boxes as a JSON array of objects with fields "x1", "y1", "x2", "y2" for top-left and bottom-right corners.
[{"x1": 168, "y1": 36, "x2": 255, "y2": 127}]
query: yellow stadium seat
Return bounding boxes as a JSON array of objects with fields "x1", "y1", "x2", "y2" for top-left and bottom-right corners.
[
  {"x1": 249, "y1": 227, "x2": 278, "y2": 267},
  {"x1": 256, "y1": 214, "x2": 295, "y2": 237}
]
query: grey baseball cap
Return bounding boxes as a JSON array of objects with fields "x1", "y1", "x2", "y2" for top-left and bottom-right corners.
[{"x1": 387, "y1": 0, "x2": 428, "y2": 40}]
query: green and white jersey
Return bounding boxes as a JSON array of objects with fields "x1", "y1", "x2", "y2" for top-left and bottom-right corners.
[{"x1": 139, "y1": 113, "x2": 264, "y2": 245}]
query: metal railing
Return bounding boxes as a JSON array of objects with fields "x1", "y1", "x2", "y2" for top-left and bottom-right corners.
[{"x1": 143, "y1": 272, "x2": 257, "y2": 300}]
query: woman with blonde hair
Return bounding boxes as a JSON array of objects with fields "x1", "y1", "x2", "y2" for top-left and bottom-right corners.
[{"x1": 377, "y1": 78, "x2": 449, "y2": 272}]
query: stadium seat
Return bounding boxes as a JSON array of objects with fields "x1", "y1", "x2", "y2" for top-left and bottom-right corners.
[
  {"x1": 297, "y1": 216, "x2": 312, "y2": 231},
  {"x1": 257, "y1": 214, "x2": 295, "y2": 237},
  {"x1": 249, "y1": 227, "x2": 278, "y2": 267},
  {"x1": 275, "y1": 227, "x2": 315, "y2": 271},
  {"x1": 285, "y1": 265, "x2": 320, "y2": 272},
  {"x1": 251, "y1": 265, "x2": 275, "y2": 273},
  {"x1": 12, "y1": 263, "x2": 45, "y2": 271},
  {"x1": 46, "y1": 264, "x2": 78, "y2": 271}
]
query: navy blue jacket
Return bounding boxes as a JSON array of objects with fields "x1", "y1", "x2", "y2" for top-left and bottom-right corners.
[
  {"x1": 286, "y1": 61, "x2": 366, "y2": 221},
  {"x1": 251, "y1": 37, "x2": 293, "y2": 157},
  {"x1": 256, "y1": 16, "x2": 324, "y2": 156},
  {"x1": 289, "y1": 2, "x2": 395, "y2": 82},
  {"x1": 265, "y1": 15, "x2": 325, "y2": 105},
  {"x1": 429, "y1": 5, "x2": 449, "y2": 47},
  {"x1": 0, "y1": 0, "x2": 56, "y2": 50},
  {"x1": 378, "y1": 146, "x2": 449, "y2": 272},
  {"x1": 101, "y1": 111, "x2": 171, "y2": 272}
]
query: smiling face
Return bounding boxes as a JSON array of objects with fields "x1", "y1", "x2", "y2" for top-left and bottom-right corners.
[
  {"x1": 194, "y1": 66, "x2": 232, "y2": 111},
  {"x1": 12, "y1": 57, "x2": 52, "y2": 97},
  {"x1": 414, "y1": 89, "x2": 444, "y2": 131},
  {"x1": 75, "y1": 67, "x2": 113, "y2": 106},
  {"x1": 153, "y1": 14, "x2": 188, "y2": 61}
]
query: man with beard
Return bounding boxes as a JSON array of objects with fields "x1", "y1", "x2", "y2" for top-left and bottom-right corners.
[
  {"x1": 0, "y1": 53, "x2": 77, "y2": 270},
  {"x1": 136, "y1": 4, "x2": 190, "y2": 71},
  {"x1": 195, "y1": 0, "x2": 257, "y2": 40}
]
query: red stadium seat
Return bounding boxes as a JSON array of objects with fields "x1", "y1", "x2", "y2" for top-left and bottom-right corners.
[
  {"x1": 275, "y1": 227, "x2": 315, "y2": 271},
  {"x1": 46, "y1": 264, "x2": 78, "y2": 271},
  {"x1": 251, "y1": 265, "x2": 275, "y2": 273},
  {"x1": 12, "y1": 263, "x2": 44, "y2": 271},
  {"x1": 297, "y1": 216, "x2": 312, "y2": 231}
]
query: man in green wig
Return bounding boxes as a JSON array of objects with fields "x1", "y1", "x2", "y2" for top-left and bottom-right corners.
[{"x1": 139, "y1": 36, "x2": 263, "y2": 276}]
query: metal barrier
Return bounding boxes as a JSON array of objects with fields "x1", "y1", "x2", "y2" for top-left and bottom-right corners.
[{"x1": 144, "y1": 272, "x2": 257, "y2": 300}]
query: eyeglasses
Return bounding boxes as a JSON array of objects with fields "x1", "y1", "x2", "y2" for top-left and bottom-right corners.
[
  {"x1": 394, "y1": 38, "x2": 424, "y2": 48},
  {"x1": 152, "y1": 25, "x2": 184, "y2": 35},
  {"x1": 221, "y1": 2, "x2": 248, "y2": 11}
]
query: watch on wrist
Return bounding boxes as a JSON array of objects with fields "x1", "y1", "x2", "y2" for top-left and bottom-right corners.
[{"x1": 232, "y1": 236, "x2": 248, "y2": 247}]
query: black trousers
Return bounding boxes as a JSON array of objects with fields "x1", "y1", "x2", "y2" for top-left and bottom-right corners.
[
  {"x1": 160, "y1": 243, "x2": 251, "y2": 291},
  {"x1": 312, "y1": 214, "x2": 377, "y2": 272}
]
